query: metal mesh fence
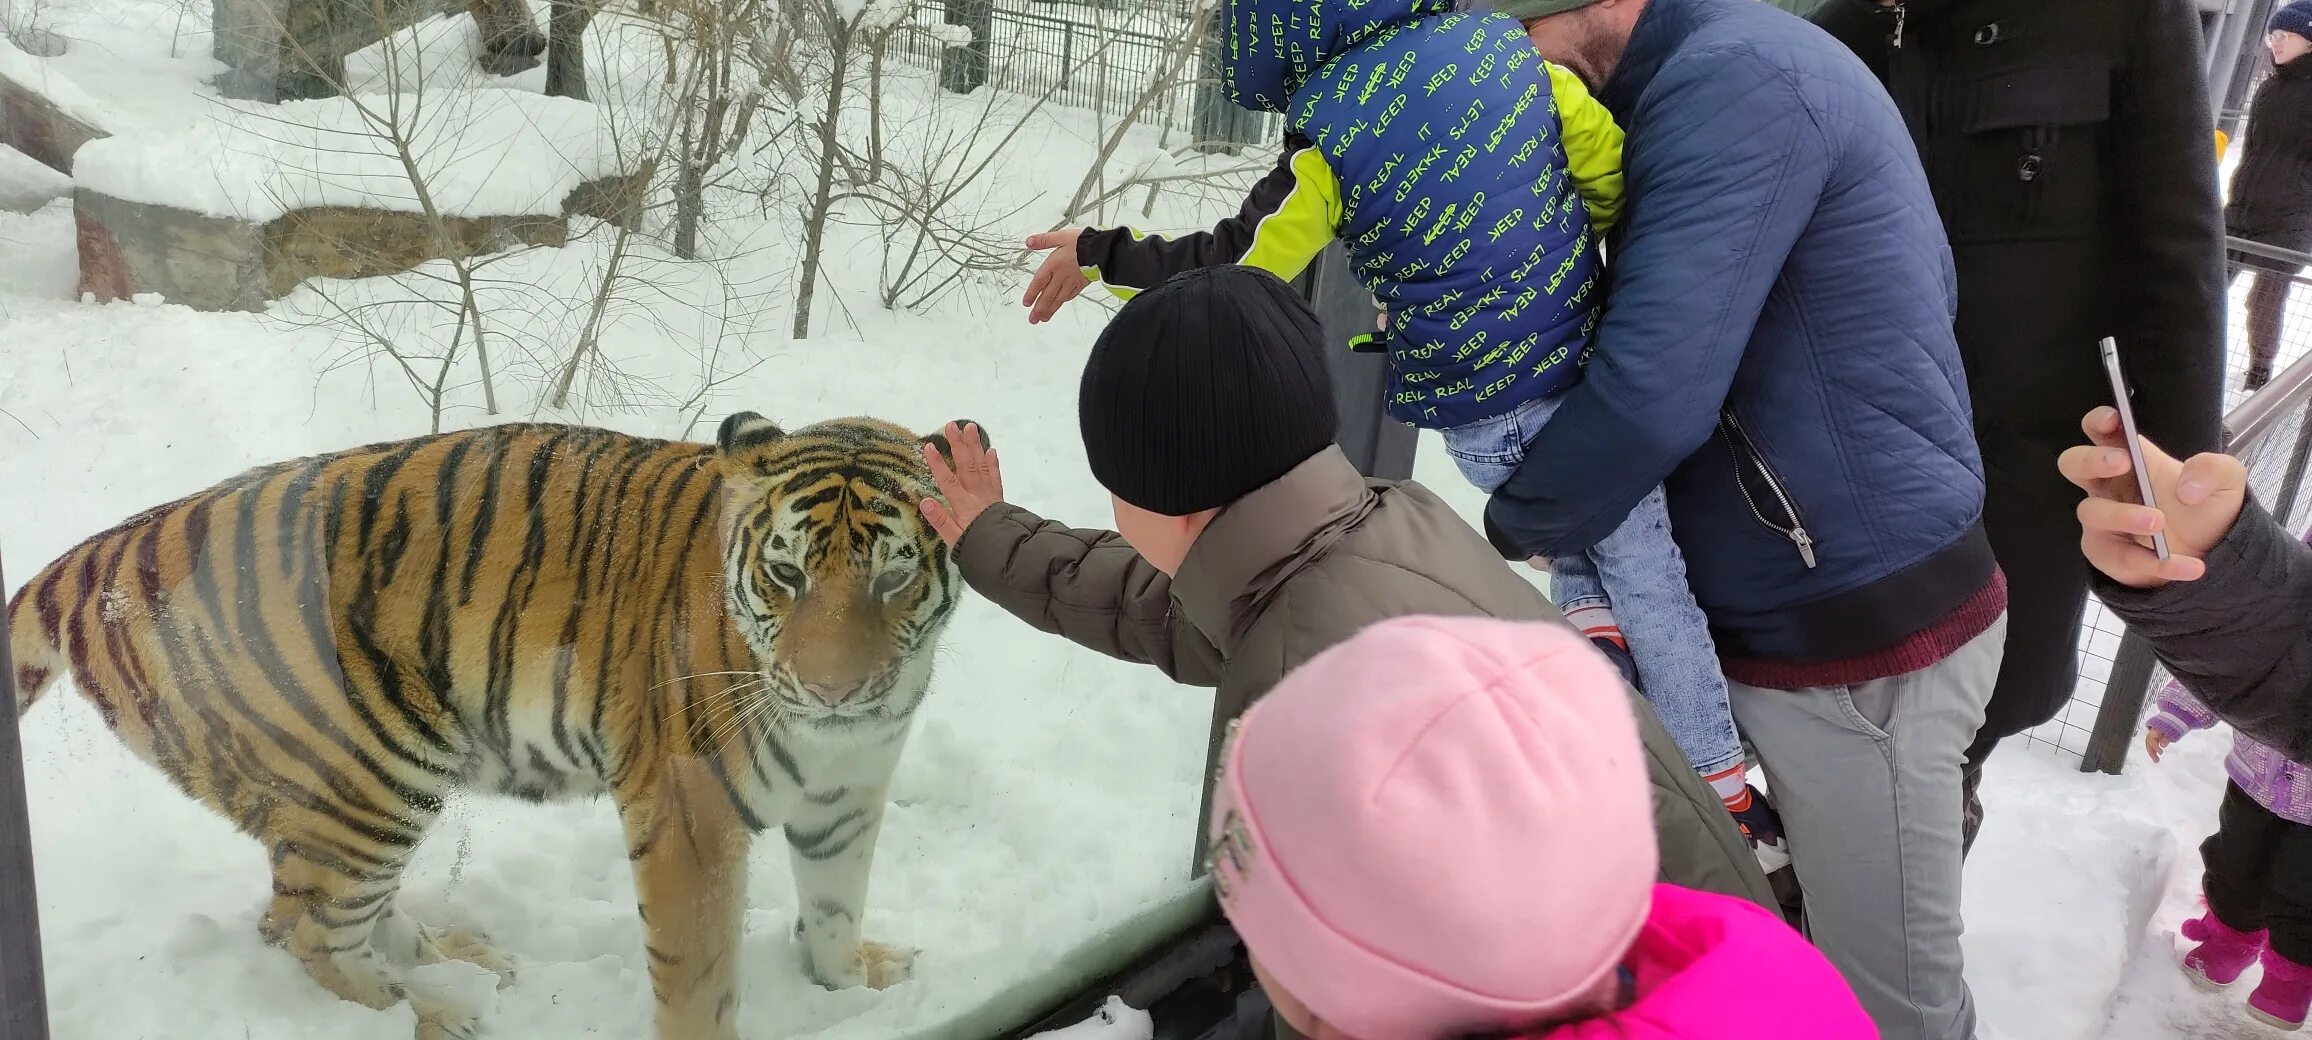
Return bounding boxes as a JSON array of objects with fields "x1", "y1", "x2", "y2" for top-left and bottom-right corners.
[
  {"x1": 2023, "y1": 243, "x2": 2312, "y2": 764},
  {"x1": 889, "y1": 0, "x2": 1284, "y2": 143}
]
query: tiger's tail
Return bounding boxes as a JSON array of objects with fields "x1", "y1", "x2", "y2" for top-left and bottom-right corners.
[{"x1": 5, "y1": 570, "x2": 66, "y2": 718}]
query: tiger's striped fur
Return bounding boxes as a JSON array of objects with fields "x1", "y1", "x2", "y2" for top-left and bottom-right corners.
[{"x1": 5, "y1": 412, "x2": 980, "y2": 1040}]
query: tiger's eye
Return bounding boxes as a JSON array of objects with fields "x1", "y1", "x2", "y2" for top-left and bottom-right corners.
[
  {"x1": 871, "y1": 569, "x2": 912, "y2": 600},
  {"x1": 768, "y1": 562, "x2": 807, "y2": 591}
]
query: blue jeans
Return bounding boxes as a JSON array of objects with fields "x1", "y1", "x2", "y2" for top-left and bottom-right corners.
[{"x1": 1442, "y1": 394, "x2": 1744, "y2": 777}]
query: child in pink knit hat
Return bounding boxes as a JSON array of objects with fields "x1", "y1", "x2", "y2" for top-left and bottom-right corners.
[{"x1": 1206, "y1": 615, "x2": 1875, "y2": 1040}]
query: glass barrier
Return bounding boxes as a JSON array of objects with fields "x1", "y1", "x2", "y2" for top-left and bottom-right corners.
[{"x1": 0, "y1": 1, "x2": 1277, "y2": 1036}]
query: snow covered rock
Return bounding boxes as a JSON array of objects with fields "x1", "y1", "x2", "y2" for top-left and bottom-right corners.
[{"x1": 68, "y1": 88, "x2": 646, "y2": 310}]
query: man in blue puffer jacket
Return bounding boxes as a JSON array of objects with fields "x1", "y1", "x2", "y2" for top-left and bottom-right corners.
[{"x1": 1479, "y1": 1, "x2": 2005, "y2": 1038}]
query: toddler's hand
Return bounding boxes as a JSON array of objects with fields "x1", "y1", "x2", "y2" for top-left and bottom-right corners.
[
  {"x1": 2144, "y1": 728, "x2": 2173, "y2": 764},
  {"x1": 1023, "y1": 229, "x2": 1091, "y2": 324}
]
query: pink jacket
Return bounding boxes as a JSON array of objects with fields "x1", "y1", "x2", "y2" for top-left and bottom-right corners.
[{"x1": 1528, "y1": 885, "x2": 1878, "y2": 1040}]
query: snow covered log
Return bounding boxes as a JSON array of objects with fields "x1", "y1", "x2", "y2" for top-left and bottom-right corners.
[
  {"x1": 0, "y1": 39, "x2": 115, "y2": 174},
  {"x1": 66, "y1": 89, "x2": 646, "y2": 310}
]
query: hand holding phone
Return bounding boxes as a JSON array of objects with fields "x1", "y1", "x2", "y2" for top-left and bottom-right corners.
[{"x1": 2099, "y1": 338, "x2": 2170, "y2": 561}]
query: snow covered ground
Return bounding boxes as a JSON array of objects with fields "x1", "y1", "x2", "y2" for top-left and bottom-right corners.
[{"x1": 0, "y1": 1, "x2": 2301, "y2": 1039}]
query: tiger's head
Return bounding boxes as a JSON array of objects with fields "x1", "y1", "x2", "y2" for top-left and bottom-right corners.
[{"x1": 711, "y1": 412, "x2": 975, "y2": 730}]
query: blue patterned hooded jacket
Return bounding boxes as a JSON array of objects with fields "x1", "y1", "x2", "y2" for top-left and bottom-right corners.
[{"x1": 1071, "y1": 0, "x2": 1617, "y2": 430}]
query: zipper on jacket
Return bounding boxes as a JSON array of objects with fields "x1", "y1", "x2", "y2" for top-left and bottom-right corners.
[
  {"x1": 1890, "y1": 1, "x2": 1907, "y2": 48},
  {"x1": 1720, "y1": 412, "x2": 1817, "y2": 569}
]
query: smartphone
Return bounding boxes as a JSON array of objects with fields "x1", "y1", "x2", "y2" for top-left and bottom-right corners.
[{"x1": 2100, "y1": 337, "x2": 2171, "y2": 561}]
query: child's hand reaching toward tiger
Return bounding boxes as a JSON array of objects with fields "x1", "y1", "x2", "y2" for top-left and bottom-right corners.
[
  {"x1": 1023, "y1": 229, "x2": 1091, "y2": 324},
  {"x1": 922, "y1": 421, "x2": 1004, "y2": 547}
]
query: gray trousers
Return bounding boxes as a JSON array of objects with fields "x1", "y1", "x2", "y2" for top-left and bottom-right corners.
[{"x1": 1729, "y1": 615, "x2": 2005, "y2": 1040}]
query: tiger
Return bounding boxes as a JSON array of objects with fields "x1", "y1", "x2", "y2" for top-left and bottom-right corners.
[{"x1": 5, "y1": 411, "x2": 986, "y2": 1040}]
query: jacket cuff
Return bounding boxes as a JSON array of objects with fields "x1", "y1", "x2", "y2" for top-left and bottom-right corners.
[
  {"x1": 1076, "y1": 226, "x2": 1125, "y2": 277},
  {"x1": 2146, "y1": 712, "x2": 2192, "y2": 744},
  {"x1": 952, "y1": 502, "x2": 1036, "y2": 590},
  {"x1": 2094, "y1": 497, "x2": 2275, "y2": 619},
  {"x1": 1483, "y1": 505, "x2": 1525, "y2": 561}
]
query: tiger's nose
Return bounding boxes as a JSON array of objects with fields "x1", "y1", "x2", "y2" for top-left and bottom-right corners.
[{"x1": 804, "y1": 682, "x2": 859, "y2": 706}]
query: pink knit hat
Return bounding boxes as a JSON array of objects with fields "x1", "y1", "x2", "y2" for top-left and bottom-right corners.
[{"x1": 1206, "y1": 616, "x2": 1658, "y2": 1040}]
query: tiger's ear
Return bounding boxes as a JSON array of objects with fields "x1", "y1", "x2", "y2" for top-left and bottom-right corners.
[
  {"x1": 918, "y1": 420, "x2": 991, "y2": 467},
  {"x1": 717, "y1": 412, "x2": 785, "y2": 455}
]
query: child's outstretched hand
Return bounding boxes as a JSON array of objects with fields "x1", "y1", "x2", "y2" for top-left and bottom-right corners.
[
  {"x1": 1024, "y1": 229, "x2": 1091, "y2": 324},
  {"x1": 2145, "y1": 728, "x2": 2174, "y2": 763}
]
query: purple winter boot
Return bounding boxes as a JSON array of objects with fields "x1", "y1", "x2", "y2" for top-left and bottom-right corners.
[
  {"x1": 2250, "y1": 949, "x2": 2312, "y2": 1031},
  {"x1": 2181, "y1": 910, "x2": 2268, "y2": 989}
]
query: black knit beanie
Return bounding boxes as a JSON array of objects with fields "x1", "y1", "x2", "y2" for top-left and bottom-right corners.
[
  {"x1": 2275, "y1": 0, "x2": 2312, "y2": 40},
  {"x1": 1079, "y1": 266, "x2": 1339, "y2": 516}
]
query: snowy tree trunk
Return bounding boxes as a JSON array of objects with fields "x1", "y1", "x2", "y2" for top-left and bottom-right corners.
[
  {"x1": 937, "y1": 0, "x2": 987, "y2": 93},
  {"x1": 867, "y1": 37, "x2": 887, "y2": 180},
  {"x1": 792, "y1": 3, "x2": 853, "y2": 339},
  {"x1": 545, "y1": 0, "x2": 588, "y2": 99}
]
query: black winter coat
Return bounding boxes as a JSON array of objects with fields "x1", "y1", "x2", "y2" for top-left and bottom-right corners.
[
  {"x1": 2228, "y1": 56, "x2": 2312, "y2": 248},
  {"x1": 1815, "y1": 0, "x2": 2227, "y2": 739},
  {"x1": 1814, "y1": 0, "x2": 2225, "y2": 457}
]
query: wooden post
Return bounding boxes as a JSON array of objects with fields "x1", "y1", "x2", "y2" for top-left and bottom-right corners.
[
  {"x1": 939, "y1": 0, "x2": 991, "y2": 93},
  {"x1": 2081, "y1": 631, "x2": 2161, "y2": 775}
]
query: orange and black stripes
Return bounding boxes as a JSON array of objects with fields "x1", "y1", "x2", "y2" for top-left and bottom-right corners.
[{"x1": 5, "y1": 414, "x2": 967, "y2": 1038}]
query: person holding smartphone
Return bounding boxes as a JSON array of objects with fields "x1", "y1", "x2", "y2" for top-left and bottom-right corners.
[
  {"x1": 1812, "y1": 0, "x2": 2229, "y2": 852},
  {"x1": 2058, "y1": 406, "x2": 2312, "y2": 762},
  {"x1": 2227, "y1": 2, "x2": 2312, "y2": 391}
]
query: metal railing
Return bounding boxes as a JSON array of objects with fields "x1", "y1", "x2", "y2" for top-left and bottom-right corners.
[
  {"x1": 2037, "y1": 239, "x2": 2312, "y2": 773},
  {"x1": 2208, "y1": 0, "x2": 2279, "y2": 127}
]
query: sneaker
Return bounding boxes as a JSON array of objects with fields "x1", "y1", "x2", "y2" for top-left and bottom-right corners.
[
  {"x1": 2247, "y1": 364, "x2": 2274, "y2": 393},
  {"x1": 2251, "y1": 949, "x2": 2312, "y2": 1030},
  {"x1": 2181, "y1": 908, "x2": 2267, "y2": 990},
  {"x1": 1588, "y1": 636, "x2": 1640, "y2": 690},
  {"x1": 1726, "y1": 784, "x2": 1791, "y2": 874}
]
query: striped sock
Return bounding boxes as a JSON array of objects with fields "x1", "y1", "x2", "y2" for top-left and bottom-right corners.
[
  {"x1": 1704, "y1": 763, "x2": 1751, "y2": 810},
  {"x1": 1565, "y1": 604, "x2": 1627, "y2": 651}
]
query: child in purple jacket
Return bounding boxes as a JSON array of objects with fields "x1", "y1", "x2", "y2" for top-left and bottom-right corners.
[{"x1": 2146, "y1": 664, "x2": 2312, "y2": 1029}]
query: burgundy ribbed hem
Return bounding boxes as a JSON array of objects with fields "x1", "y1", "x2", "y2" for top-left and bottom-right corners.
[{"x1": 1722, "y1": 570, "x2": 2009, "y2": 692}]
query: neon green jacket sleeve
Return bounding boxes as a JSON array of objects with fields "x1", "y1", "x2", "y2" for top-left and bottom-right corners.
[
  {"x1": 1548, "y1": 61, "x2": 1626, "y2": 233},
  {"x1": 1076, "y1": 134, "x2": 1344, "y2": 298}
]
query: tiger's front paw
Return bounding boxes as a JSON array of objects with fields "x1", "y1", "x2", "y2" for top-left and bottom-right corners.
[
  {"x1": 807, "y1": 940, "x2": 916, "y2": 991},
  {"x1": 430, "y1": 928, "x2": 517, "y2": 990},
  {"x1": 859, "y1": 941, "x2": 916, "y2": 990}
]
